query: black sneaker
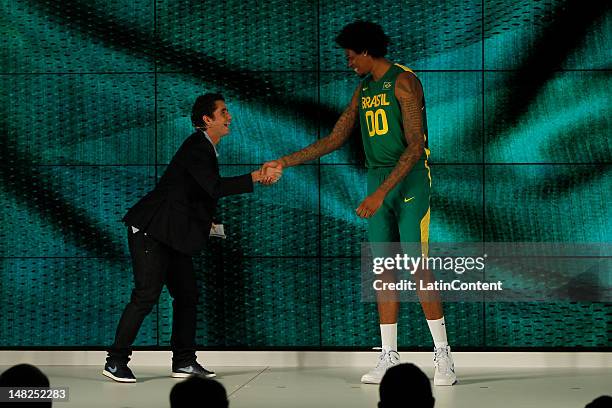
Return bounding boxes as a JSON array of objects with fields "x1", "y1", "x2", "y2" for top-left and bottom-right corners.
[
  {"x1": 102, "y1": 361, "x2": 136, "y2": 383},
  {"x1": 171, "y1": 361, "x2": 216, "y2": 378}
]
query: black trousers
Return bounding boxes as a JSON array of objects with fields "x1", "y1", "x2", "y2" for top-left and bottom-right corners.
[{"x1": 108, "y1": 228, "x2": 198, "y2": 365}]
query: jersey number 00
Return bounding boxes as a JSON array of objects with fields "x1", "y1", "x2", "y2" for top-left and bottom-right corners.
[{"x1": 365, "y1": 109, "x2": 389, "y2": 137}]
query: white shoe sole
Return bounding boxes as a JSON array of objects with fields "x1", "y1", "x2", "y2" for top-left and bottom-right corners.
[
  {"x1": 102, "y1": 369, "x2": 136, "y2": 383},
  {"x1": 171, "y1": 372, "x2": 217, "y2": 379},
  {"x1": 434, "y1": 376, "x2": 458, "y2": 386},
  {"x1": 360, "y1": 375, "x2": 382, "y2": 384}
]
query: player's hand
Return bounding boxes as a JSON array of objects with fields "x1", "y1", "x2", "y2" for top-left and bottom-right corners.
[
  {"x1": 261, "y1": 165, "x2": 282, "y2": 185},
  {"x1": 356, "y1": 192, "x2": 385, "y2": 218},
  {"x1": 260, "y1": 160, "x2": 283, "y2": 185}
]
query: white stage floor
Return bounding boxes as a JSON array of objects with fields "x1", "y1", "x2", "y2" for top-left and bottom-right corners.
[{"x1": 1, "y1": 365, "x2": 609, "y2": 408}]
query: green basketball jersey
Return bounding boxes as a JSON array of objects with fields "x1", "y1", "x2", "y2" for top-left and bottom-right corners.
[{"x1": 358, "y1": 63, "x2": 429, "y2": 169}]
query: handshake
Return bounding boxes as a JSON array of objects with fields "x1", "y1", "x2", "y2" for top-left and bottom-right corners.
[{"x1": 251, "y1": 160, "x2": 284, "y2": 186}]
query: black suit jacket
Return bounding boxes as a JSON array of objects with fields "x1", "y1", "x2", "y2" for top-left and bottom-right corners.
[{"x1": 123, "y1": 131, "x2": 253, "y2": 255}]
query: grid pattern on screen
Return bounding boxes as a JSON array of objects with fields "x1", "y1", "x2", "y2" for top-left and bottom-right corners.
[{"x1": 0, "y1": 0, "x2": 610, "y2": 348}]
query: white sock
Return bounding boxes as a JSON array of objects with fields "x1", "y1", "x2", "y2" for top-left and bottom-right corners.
[
  {"x1": 426, "y1": 317, "x2": 448, "y2": 348},
  {"x1": 380, "y1": 323, "x2": 398, "y2": 351}
]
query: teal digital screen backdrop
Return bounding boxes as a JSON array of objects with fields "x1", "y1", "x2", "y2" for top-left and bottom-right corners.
[{"x1": 0, "y1": 0, "x2": 610, "y2": 349}]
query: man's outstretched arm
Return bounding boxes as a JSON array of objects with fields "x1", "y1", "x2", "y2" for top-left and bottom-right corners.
[
  {"x1": 356, "y1": 72, "x2": 426, "y2": 218},
  {"x1": 262, "y1": 85, "x2": 360, "y2": 175}
]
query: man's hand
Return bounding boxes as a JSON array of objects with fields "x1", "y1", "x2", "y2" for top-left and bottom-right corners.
[
  {"x1": 356, "y1": 191, "x2": 386, "y2": 218},
  {"x1": 260, "y1": 160, "x2": 284, "y2": 185}
]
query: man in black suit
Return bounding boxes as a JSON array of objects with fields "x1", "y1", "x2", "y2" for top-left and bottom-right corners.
[{"x1": 103, "y1": 93, "x2": 279, "y2": 383}]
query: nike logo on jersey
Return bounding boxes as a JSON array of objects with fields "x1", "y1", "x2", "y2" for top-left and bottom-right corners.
[{"x1": 404, "y1": 197, "x2": 415, "y2": 203}]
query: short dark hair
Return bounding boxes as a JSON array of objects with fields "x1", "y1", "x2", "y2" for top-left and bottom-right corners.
[
  {"x1": 0, "y1": 364, "x2": 51, "y2": 408},
  {"x1": 335, "y1": 21, "x2": 390, "y2": 57},
  {"x1": 379, "y1": 363, "x2": 434, "y2": 408},
  {"x1": 170, "y1": 376, "x2": 228, "y2": 408},
  {"x1": 586, "y1": 396, "x2": 612, "y2": 408},
  {"x1": 191, "y1": 93, "x2": 225, "y2": 129}
]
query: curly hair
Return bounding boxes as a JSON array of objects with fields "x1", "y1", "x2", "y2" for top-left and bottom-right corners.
[{"x1": 335, "y1": 21, "x2": 390, "y2": 57}]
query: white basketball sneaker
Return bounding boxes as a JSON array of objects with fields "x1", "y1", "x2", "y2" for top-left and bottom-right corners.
[
  {"x1": 361, "y1": 347, "x2": 400, "y2": 384},
  {"x1": 433, "y1": 345, "x2": 457, "y2": 386}
]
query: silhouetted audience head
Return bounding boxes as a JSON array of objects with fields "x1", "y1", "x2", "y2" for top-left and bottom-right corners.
[
  {"x1": 586, "y1": 395, "x2": 612, "y2": 408},
  {"x1": 379, "y1": 363, "x2": 434, "y2": 408},
  {"x1": 170, "y1": 375, "x2": 228, "y2": 408},
  {"x1": 0, "y1": 364, "x2": 51, "y2": 407}
]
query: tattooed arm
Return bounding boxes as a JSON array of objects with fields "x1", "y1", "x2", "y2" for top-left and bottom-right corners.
[
  {"x1": 356, "y1": 72, "x2": 425, "y2": 218},
  {"x1": 279, "y1": 85, "x2": 360, "y2": 167},
  {"x1": 260, "y1": 86, "x2": 360, "y2": 183},
  {"x1": 378, "y1": 72, "x2": 425, "y2": 194}
]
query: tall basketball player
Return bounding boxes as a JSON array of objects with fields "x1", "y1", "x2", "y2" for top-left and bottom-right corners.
[{"x1": 263, "y1": 21, "x2": 456, "y2": 386}]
